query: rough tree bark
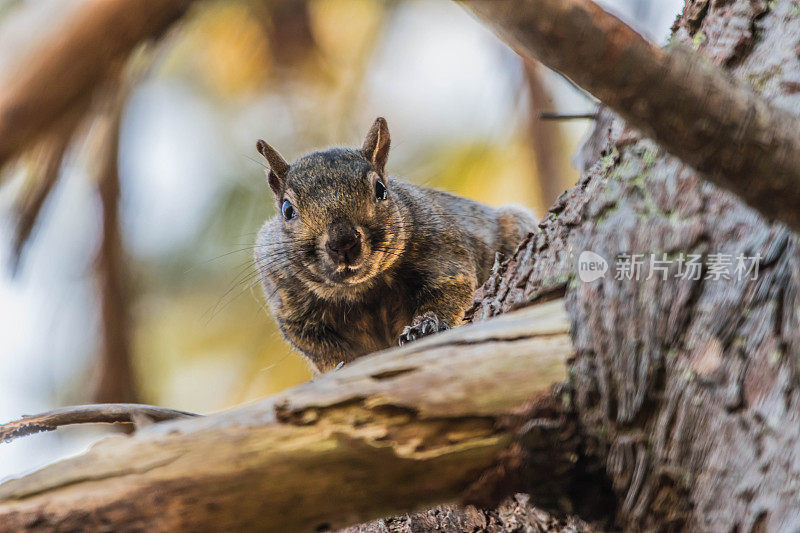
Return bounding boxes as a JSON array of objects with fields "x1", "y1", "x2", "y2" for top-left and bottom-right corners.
[
  {"x1": 470, "y1": 0, "x2": 800, "y2": 530},
  {"x1": 2, "y1": 0, "x2": 800, "y2": 531}
]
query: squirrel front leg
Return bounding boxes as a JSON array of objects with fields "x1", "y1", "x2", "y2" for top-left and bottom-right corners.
[
  {"x1": 279, "y1": 318, "x2": 353, "y2": 373},
  {"x1": 399, "y1": 273, "x2": 476, "y2": 345}
]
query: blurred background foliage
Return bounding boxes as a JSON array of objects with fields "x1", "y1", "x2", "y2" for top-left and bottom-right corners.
[{"x1": 0, "y1": 0, "x2": 681, "y2": 480}]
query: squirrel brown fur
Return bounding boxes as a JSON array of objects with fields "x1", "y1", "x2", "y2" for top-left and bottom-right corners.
[{"x1": 255, "y1": 117, "x2": 537, "y2": 373}]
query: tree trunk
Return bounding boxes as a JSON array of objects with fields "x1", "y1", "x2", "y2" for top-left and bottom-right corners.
[{"x1": 470, "y1": 0, "x2": 800, "y2": 529}]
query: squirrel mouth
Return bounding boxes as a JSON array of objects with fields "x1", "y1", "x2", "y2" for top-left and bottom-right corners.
[
  {"x1": 337, "y1": 264, "x2": 360, "y2": 275},
  {"x1": 326, "y1": 263, "x2": 366, "y2": 284}
]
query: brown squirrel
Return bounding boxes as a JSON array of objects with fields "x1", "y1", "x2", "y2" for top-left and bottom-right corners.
[{"x1": 255, "y1": 118, "x2": 537, "y2": 372}]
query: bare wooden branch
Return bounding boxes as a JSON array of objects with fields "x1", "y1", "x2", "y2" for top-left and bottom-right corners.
[
  {"x1": 460, "y1": 0, "x2": 800, "y2": 232},
  {"x1": 539, "y1": 112, "x2": 599, "y2": 121},
  {"x1": 0, "y1": 404, "x2": 199, "y2": 443},
  {"x1": 0, "y1": 301, "x2": 575, "y2": 532},
  {"x1": 0, "y1": 0, "x2": 195, "y2": 170}
]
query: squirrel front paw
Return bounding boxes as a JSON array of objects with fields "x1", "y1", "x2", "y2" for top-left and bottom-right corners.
[{"x1": 399, "y1": 311, "x2": 450, "y2": 345}]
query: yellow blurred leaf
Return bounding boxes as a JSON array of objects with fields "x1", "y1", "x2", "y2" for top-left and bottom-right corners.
[
  {"x1": 134, "y1": 287, "x2": 311, "y2": 412},
  {"x1": 425, "y1": 138, "x2": 543, "y2": 214},
  {"x1": 308, "y1": 0, "x2": 383, "y2": 65},
  {"x1": 179, "y1": 1, "x2": 273, "y2": 97}
]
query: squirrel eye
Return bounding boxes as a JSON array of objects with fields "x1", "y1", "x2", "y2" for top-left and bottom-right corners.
[
  {"x1": 281, "y1": 199, "x2": 296, "y2": 220},
  {"x1": 374, "y1": 180, "x2": 387, "y2": 201}
]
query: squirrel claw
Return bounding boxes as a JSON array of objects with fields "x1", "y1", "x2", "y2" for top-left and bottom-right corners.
[{"x1": 399, "y1": 311, "x2": 449, "y2": 346}]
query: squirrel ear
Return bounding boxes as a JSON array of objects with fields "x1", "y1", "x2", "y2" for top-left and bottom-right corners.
[
  {"x1": 361, "y1": 117, "x2": 390, "y2": 174},
  {"x1": 256, "y1": 139, "x2": 289, "y2": 195}
]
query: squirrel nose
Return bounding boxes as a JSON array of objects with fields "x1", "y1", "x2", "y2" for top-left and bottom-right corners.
[{"x1": 326, "y1": 225, "x2": 362, "y2": 263}]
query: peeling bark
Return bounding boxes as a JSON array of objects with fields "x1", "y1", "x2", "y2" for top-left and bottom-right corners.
[{"x1": 0, "y1": 302, "x2": 577, "y2": 532}]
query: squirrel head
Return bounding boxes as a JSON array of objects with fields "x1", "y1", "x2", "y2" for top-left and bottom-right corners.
[{"x1": 256, "y1": 117, "x2": 407, "y2": 294}]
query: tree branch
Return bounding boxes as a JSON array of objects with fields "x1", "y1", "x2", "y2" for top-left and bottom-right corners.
[
  {"x1": 0, "y1": 301, "x2": 576, "y2": 532},
  {"x1": 10, "y1": 117, "x2": 75, "y2": 271},
  {"x1": 0, "y1": 0, "x2": 195, "y2": 170},
  {"x1": 539, "y1": 111, "x2": 598, "y2": 121},
  {"x1": 0, "y1": 404, "x2": 199, "y2": 443},
  {"x1": 459, "y1": 0, "x2": 800, "y2": 232}
]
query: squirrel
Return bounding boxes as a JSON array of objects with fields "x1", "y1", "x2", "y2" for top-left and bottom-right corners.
[{"x1": 255, "y1": 117, "x2": 537, "y2": 373}]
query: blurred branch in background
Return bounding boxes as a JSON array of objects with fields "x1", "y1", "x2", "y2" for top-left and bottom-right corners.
[
  {"x1": 0, "y1": 0, "x2": 195, "y2": 171},
  {"x1": 1, "y1": 0, "x2": 199, "y2": 405},
  {"x1": 265, "y1": 1, "x2": 316, "y2": 68},
  {"x1": 9, "y1": 107, "x2": 84, "y2": 271},
  {"x1": 92, "y1": 63, "x2": 143, "y2": 405},
  {"x1": 521, "y1": 60, "x2": 567, "y2": 207}
]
